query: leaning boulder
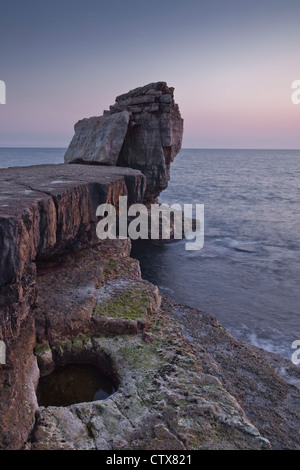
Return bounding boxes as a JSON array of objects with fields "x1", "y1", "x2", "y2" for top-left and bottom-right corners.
[{"x1": 64, "y1": 110, "x2": 130, "y2": 165}]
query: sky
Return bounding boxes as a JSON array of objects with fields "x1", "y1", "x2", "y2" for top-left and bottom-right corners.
[{"x1": 0, "y1": 0, "x2": 300, "y2": 148}]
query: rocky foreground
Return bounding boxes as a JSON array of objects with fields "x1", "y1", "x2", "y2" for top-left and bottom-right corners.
[
  {"x1": 0, "y1": 82, "x2": 299, "y2": 450},
  {"x1": 29, "y1": 239, "x2": 300, "y2": 450}
]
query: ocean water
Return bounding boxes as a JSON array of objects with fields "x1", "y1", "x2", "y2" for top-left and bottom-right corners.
[
  {"x1": 132, "y1": 149, "x2": 300, "y2": 361},
  {"x1": 0, "y1": 147, "x2": 299, "y2": 361},
  {"x1": 0, "y1": 148, "x2": 66, "y2": 168}
]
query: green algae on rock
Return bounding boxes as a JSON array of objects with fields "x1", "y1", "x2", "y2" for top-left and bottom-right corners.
[{"x1": 92, "y1": 279, "x2": 160, "y2": 321}]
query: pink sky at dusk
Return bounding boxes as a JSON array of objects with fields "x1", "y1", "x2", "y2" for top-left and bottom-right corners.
[{"x1": 0, "y1": 0, "x2": 300, "y2": 148}]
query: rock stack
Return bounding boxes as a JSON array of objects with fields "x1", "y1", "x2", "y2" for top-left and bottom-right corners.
[{"x1": 64, "y1": 82, "x2": 184, "y2": 203}]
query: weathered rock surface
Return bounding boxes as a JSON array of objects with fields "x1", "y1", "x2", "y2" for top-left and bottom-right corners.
[
  {"x1": 0, "y1": 164, "x2": 145, "y2": 340},
  {"x1": 29, "y1": 241, "x2": 270, "y2": 450},
  {"x1": 169, "y1": 299, "x2": 300, "y2": 450},
  {"x1": 64, "y1": 111, "x2": 130, "y2": 165},
  {"x1": 34, "y1": 241, "x2": 158, "y2": 344},
  {"x1": 0, "y1": 164, "x2": 145, "y2": 450},
  {"x1": 115, "y1": 83, "x2": 183, "y2": 203},
  {"x1": 64, "y1": 82, "x2": 184, "y2": 202}
]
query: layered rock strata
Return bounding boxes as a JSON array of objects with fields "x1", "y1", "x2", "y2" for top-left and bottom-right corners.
[{"x1": 64, "y1": 82, "x2": 184, "y2": 203}]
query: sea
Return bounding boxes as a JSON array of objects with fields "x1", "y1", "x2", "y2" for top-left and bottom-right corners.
[{"x1": 0, "y1": 147, "x2": 299, "y2": 362}]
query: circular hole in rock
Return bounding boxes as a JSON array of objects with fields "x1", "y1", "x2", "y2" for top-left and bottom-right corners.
[{"x1": 37, "y1": 363, "x2": 116, "y2": 407}]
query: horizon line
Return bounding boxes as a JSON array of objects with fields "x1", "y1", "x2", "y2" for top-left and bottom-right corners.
[{"x1": 0, "y1": 146, "x2": 300, "y2": 151}]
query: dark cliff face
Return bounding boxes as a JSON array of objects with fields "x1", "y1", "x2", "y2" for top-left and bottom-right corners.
[{"x1": 64, "y1": 82, "x2": 184, "y2": 203}]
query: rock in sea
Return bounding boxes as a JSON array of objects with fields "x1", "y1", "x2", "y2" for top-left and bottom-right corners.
[{"x1": 64, "y1": 82, "x2": 184, "y2": 203}]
